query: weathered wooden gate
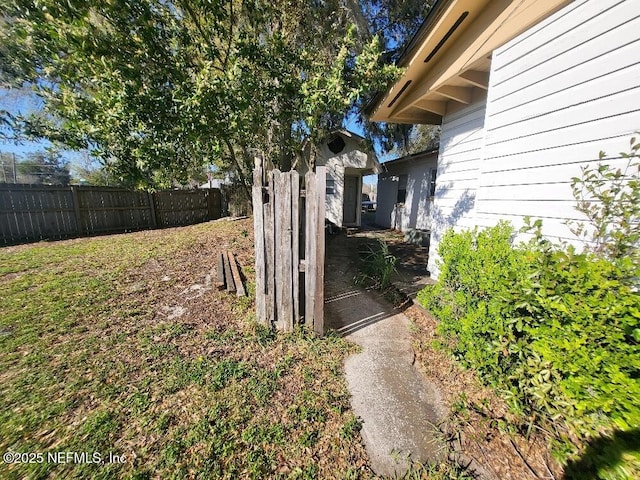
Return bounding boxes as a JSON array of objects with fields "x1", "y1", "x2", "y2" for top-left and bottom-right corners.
[{"x1": 253, "y1": 158, "x2": 326, "y2": 334}]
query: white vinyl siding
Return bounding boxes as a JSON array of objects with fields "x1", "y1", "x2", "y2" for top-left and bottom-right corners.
[
  {"x1": 476, "y1": 0, "x2": 640, "y2": 245},
  {"x1": 428, "y1": 101, "x2": 486, "y2": 277},
  {"x1": 427, "y1": 0, "x2": 640, "y2": 279}
]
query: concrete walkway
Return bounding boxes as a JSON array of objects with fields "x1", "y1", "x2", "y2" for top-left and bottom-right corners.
[{"x1": 325, "y1": 233, "x2": 447, "y2": 477}]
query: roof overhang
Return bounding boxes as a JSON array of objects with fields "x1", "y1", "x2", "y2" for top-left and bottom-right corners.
[
  {"x1": 368, "y1": 0, "x2": 573, "y2": 125},
  {"x1": 381, "y1": 148, "x2": 439, "y2": 170}
]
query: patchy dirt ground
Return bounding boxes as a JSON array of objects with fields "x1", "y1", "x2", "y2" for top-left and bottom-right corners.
[{"x1": 0, "y1": 219, "x2": 375, "y2": 479}]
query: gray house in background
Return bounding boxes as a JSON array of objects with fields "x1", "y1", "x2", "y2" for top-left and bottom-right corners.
[{"x1": 376, "y1": 150, "x2": 438, "y2": 236}]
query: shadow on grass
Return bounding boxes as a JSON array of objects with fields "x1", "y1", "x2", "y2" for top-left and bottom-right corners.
[{"x1": 563, "y1": 428, "x2": 640, "y2": 479}]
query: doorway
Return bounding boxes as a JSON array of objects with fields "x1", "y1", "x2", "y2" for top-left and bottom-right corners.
[{"x1": 343, "y1": 175, "x2": 359, "y2": 225}]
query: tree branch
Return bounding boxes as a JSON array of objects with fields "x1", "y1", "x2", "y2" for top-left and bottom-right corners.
[
  {"x1": 179, "y1": 0, "x2": 225, "y2": 70},
  {"x1": 224, "y1": 138, "x2": 252, "y2": 211}
]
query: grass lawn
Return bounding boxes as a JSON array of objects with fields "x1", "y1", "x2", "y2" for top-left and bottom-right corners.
[{"x1": 0, "y1": 219, "x2": 372, "y2": 479}]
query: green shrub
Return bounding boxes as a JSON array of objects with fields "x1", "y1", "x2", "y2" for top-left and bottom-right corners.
[
  {"x1": 417, "y1": 222, "x2": 530, "y2": 382},
  {"x1": 417, "y1": 138, "x2": 640, "y2": 476},
  {"x1": 418, "y1": 222, "x2": 640, "y2": 471}
]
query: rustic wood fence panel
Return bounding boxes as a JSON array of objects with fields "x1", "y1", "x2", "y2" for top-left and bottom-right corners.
[
  {"x1": 253, "y1": 158, "x2": 326, "y2": 335},
  {"x1": 1, "y1": 184, "x2": 78, "y2": 243},
  {"x1": 0, "y1": 183, "x2": 222, "y2": 245},
  {"x1": 155, "y1": 190, "x2": 218, "y2": 227},
  {"x1": 75, "y1": 186, "x2": 152, "y2": 236}
]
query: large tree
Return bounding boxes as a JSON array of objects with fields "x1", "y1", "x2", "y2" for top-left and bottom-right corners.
[
  {"x1": 0, "y1": 1, "x2": 433, "y2": 191},
  {"x1": 17, "y1": 150, "x2": 71, "y2": 185}
]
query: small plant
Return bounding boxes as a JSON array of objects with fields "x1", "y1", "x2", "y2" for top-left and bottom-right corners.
[
  {"x1": 567, "y1": 135, "x2": 640, "y2": 262},
  {"x1": 355, "y1": 239, "x2": 397, "y2": 289},
  {"x1": 339, "y1": 414, "x2": 362, "y2": 440}
]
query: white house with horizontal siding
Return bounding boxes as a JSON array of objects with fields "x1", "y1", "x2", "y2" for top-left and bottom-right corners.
[
  {"x1": 376, "y1": 150, "x2": 438, "y2": 235},
  {"x1": 368, "y1": 0, "x2": 640, "y2": 278}
]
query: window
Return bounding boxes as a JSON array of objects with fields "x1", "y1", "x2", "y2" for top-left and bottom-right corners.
[
  {"x1": 396, "y1": 174, "x2": 407, "y2": 204},
  {"x1": 326, "y1": 174, "x2": 335, "y2": 194},
  {"x1": 429, "y1": 168, "x2": 437, "y2": 197}
]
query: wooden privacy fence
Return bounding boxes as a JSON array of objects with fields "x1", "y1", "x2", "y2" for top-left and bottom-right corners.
[
  {"x1": 0, "y1": 183, "x2": 222, "y2": 245},
  {"x1": 253, "y1": 158, "x2": 326, "y2": 335}
]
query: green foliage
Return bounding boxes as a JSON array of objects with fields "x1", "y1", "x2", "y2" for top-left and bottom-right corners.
[
  {"x1": 417, "y1": 223, "x2": 530, "y2": 380},
  {"x1": 568, "y1": 136, "x2": 640, "y2": 262},
  {"x1": 339, "y1": 414, "x2": 362, "y2": 440},
  {"x1": 418, "y1": 212, "x2": 640, "y2": 477},
  {"x1": 0, "y1": 0, "x2": 424, "y2": 189},
  {"x1": 355, "y1": 239, "x2": 397, "y2": 289}
]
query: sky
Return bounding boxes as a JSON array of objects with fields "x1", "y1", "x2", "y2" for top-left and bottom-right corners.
[{"x1": 0, "y1": 87, "x2": 91, "y2": 167}]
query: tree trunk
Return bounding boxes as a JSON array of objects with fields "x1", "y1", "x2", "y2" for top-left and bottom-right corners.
[
  {"x1": 280, "y1": 125, "x2": 293, "y2": 172},
  {"x1": 224, "y1": 138, "x2": 253, "y2": 213}
]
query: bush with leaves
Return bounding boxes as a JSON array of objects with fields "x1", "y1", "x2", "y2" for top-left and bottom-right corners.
[
  {"x1": 418, "y1": 222, "x2": 531, "y2": 382},
  {"x1": 417, "y1": 137, "x2": 640, "y2": 475},
  {"x1": 568, "y1": 135, "x2": 640, "y2": 262}
]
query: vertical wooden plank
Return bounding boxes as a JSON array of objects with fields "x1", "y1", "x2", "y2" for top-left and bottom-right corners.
[
  {"x1": 223, "y1": 251, "x2": 236, "y2": 293},
  {"x1": 70, "y1": 186, "x2": 83, "y2": 236},
  {"x1": 9, "y1": 190, "x2": 20, "y2": 243},
  {"x1": 283, "y1": 172, "x2": 294, "y2": 331},
  {"x1": 85, "y1": 188, "x2": 93, "y2": 235},
  {"x1": 269, "y1": 170, "x2": 278, "y2": 327},
  {"x1": 227, "y1": 250, "x2": 246, "y2": 297},
  {"x1": 304, "y1": 171, "x2": 317, "y2": 329},
  {"x1": 314, "y1": 166, "x2": 326, "y2": 335},
  {"x1": 252, "y1": 157, "x2": 266, "y2": 324},
  {"x1": 264, "y1": 196, "x2": 275, "y2": 327},
  {"x1": 274, "y1": 171, "x2": 292, "y2": 331},
  {"x1": 291, "y1": 171, "x2": 300, "y2": 326},
  {"x1": 27, "y1": 190, "x2": 38, "y2": 238}
]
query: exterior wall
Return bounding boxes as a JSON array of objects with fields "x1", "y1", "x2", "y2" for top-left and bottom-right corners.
[
  {"x1": 376, "y1": 154, "x2": 438, "y2": 231},
  {"x1": 376, "y1": 172, "x2": 398, "y2": 229},
  {"x1": 477, "y1": 0, "x2": 640, "y2": 243},
  {"x1": 299, "y1": 134, "x2": 376, "y2": 228},
  {"x1": 324, "y1": 149, "x2": 371, "y2": 228},
  {"x1": 428, "y1": 101, "x2": 486, "y2": 277},
  {"x1": 324, "y1": 163, "x2": 345, "y2": 227},
  {"x1": 428, "y1": 0, "x2": 640, "y2": 278}
]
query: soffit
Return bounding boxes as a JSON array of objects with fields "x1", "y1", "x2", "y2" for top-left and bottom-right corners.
[{"x1": 369, "y1": 0, "x2": 573, "y2": 125}]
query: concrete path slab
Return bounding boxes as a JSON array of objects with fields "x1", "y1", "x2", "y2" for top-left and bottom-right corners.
[{"x1": 325, "y1": 234, "x2": 447, "y2": 477}]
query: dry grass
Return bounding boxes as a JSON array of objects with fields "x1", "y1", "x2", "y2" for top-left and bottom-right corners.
[{"x1": 0, "y1": 219, "x2": 374, "y2": 479}]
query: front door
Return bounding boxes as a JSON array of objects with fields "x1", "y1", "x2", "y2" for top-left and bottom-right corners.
[{"x1": 343, "y1": 176, "x2": 359, "y2": 225}]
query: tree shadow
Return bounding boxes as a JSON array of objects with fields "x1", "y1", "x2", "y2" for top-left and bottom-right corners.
[
  {"x1": 429, "y1": 184, "x2": 476, "y2": 244},
  {"x1": 563, "y1": 428, "x2": 640, "y2": 479}
]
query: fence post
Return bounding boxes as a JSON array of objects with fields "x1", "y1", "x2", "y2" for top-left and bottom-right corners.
[
  {"x1": 148, "y1": 191, "x2": 158, "y2": 229},
  {"x1": 314, "y1": 166, "x2": 326, "y2": 335},
  {"x1": 70, "y1": 186, "x2": 83, "y2": 236},
  {"x1": 253, "y1": 157, "x2": 267, "y2": 324}
]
